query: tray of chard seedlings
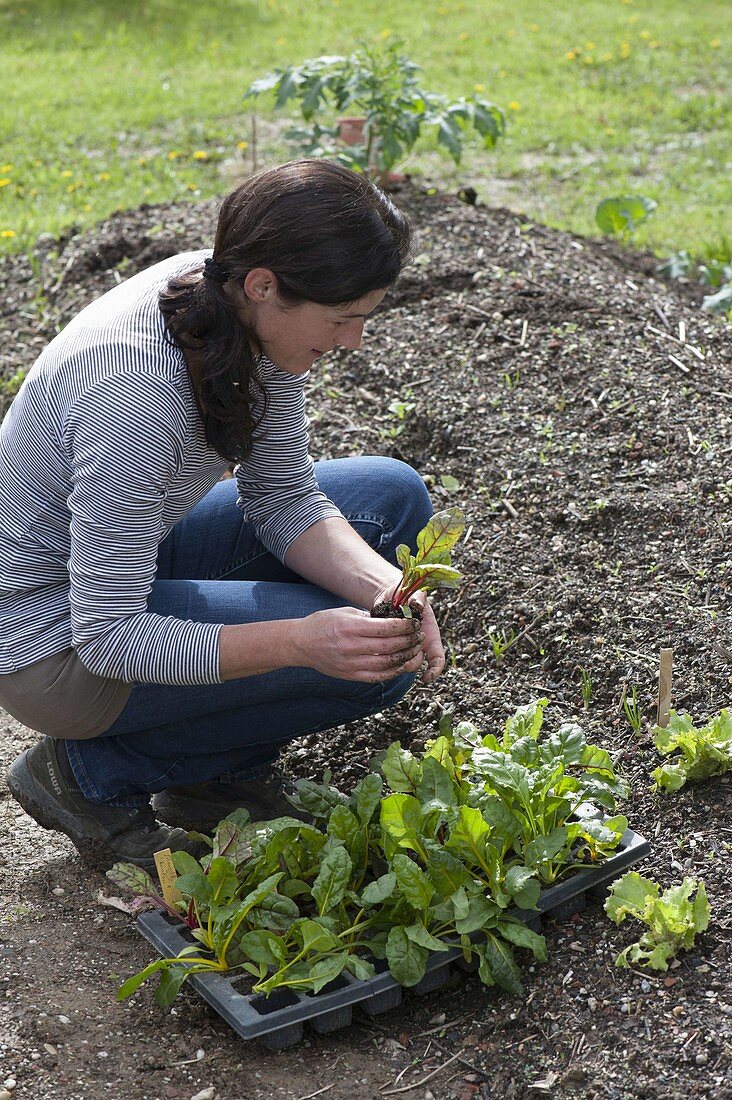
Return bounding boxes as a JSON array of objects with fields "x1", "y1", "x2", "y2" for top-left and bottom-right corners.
[{"x1": 108, "y1": 510, "x2": 650, "y2": 1048}]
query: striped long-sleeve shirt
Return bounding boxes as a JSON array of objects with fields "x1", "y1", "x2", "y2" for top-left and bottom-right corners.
[{"x1": 0, "y1": 250, "x2": 342, "y2": 684}]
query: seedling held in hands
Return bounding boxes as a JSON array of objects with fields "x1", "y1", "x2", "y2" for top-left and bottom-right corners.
[{"x1": 372, "y1": 507, "x2": 464, "y2": 619}]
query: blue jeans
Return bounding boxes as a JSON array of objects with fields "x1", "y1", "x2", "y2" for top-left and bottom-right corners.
[{"x1": 66, "y1": 457, "x2": 433, "y2": 806}]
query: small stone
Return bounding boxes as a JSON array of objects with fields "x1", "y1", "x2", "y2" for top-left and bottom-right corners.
[
  {"x1": 641, "y1": 980, "x2": 651, "y2": 993},
  {"x1": 51, "y1": 887, "x2": 65, "y2": 896},
  {"x1": 191, "y1": 1089, "x2": 216, "y2": 1100},
  {"x1": 695, "y1": 1052, "x2": 708, "y2": 1065},
  {"x1": 672, "y1": 1006, "x2": 685, "y2": 1018},
  {"x1": 620, "y1": 1003, "x2": 630, "y2": 1014},
  {"x1": 587, "y1": 996, "x2": 597, "y2": 1011},
  {"x1": 97, "y1": 1051, "x2": 108, "y2": 1059},
  {"x1": 58, "y1": 1015, "x2": 71, "y2": 1025},
  {"x1": 43, "y1": 1044, "x2": 57, "y2": 1056},
  {"x1": 3, "y1": 1080, "x2": 16, "y2": 1091},
  {"x1": 0, "y1": 1090, "x2": 12, "y2": 1100}
]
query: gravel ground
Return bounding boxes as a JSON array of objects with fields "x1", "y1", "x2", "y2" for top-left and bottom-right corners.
[{"x1": 1, "y1": 181, "x2": 731, "y2": 1100}]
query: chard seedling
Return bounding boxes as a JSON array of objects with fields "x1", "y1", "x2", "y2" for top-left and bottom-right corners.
[
  {"x1": 604, "y1": 871, "x2": 710, "y2": 970},
  {"x1": 373, "y1": 507, "x2": 464, "y2": 619}
]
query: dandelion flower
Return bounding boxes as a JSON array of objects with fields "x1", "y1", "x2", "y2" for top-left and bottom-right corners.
[
  {"x1": 96, "y1": 172, "x2": 111, "y2": 181},
  {"x1": 379, "y1": 28, "x2": 391, "y2": 38},
  {"x1": 710, "y1": 39, "x2": 720, "y2": 48},
  {"x1": 474, "y1": 83, "x2": 485, "y2": 92},
  {"x1": 1, "y1": 229, "x2": 16, "y2": 238},
  {"x1": 0, "y1": 178, "x2": 10, "y2": 189},
  {"x1": 83, "y1": 203, "x2": 92, "y2": 212},
  {"x1": 237, "y1": 141, "x2": 249, "y2": 150},
  {"x1": 168, "y1": 151, "x2": 180, "y2": 160},
  {"x1": 61, "y1": 170, "x2": 73, "y2": 178},
  {"x1": 566, "y1": 50, "x2": 577, "y2": 60},
  {"x1": 0, "y1": 164, "x2": 12, "y2": 173},
  {"x1": 193, "y1": 150, "x2": 208, "y2": 160},
  {"x1": 639, "y1": 30, "x2": 650, "y2": 39},
  {"x1": 508, "y1": 101, "x2": 521, "y2": 110},
  {"x1": 585, "y1": 41, "x2": 596, "y2": 49}
]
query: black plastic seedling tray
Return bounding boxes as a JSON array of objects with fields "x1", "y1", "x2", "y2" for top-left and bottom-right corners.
[{"x1": 137, "y1": 824, "x2": 650, "y2": 1049}]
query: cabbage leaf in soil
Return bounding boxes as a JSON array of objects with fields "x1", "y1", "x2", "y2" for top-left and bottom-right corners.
[{"x1": 110, "y1": 700, "x2": 629, "y2": 1007}]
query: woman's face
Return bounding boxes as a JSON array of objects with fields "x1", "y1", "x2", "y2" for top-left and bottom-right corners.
[{"x1": 240, "y1": 271, "x2": 387, "y2": 374}]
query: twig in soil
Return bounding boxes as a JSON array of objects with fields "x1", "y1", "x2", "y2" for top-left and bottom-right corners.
[
  {"x1": 712, "y1": 642, "x2": 732, "y2": 664},
  {"x1": 380, "y1": 1051, "x2": 464, "y2": 1095},
  {"x1": 668, "y1": 353, "x2": 690, "y2": 375},
  {"x1": 296, "y1": 1086, "x2": 334, "y2": 1100},
  {"x1": 409, "y1": 1015, "x2": 470, "y2": 1039},
  {"x1": 520, "y1": 319, "x2": 529, "y2": 347},
  {"x1": 501, "y1": 498, "x2": 518, "y2": 519},
  {"x1": 429, "y1": 1037, "x2": 490, "y2": 1080},
  {"x1": 652, "y1": 304, "x2": 672, "y2": 328}
]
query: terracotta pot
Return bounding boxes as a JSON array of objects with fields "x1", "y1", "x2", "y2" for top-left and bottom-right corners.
[{"x1": 335, "y1": 117, "x2": 406, "y2": 189}]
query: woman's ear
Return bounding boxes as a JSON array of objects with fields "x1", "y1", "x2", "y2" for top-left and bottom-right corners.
[{"x1": 243, "y1": 268, "x2": 278, "y2": 303}]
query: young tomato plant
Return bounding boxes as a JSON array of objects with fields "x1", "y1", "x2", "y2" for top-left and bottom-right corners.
[{"x1": 372, "y1": 507, "x2": 464, "y2": 619}]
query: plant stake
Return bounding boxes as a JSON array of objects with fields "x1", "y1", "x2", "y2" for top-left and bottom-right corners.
[
  {"x1": 154, "y1": 847, "x2": 182, "y2": 908},
  {"x1": 657, "y1": 648, "x2": 673, "y2": 728}
]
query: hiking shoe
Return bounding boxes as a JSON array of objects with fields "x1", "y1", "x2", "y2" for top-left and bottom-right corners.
[
  {"x1": 152, "y1": 768, "x2": 310, "y2": 833},
  {"x1": 7, "y1": 737, "x2": 203, "y2": 872}
]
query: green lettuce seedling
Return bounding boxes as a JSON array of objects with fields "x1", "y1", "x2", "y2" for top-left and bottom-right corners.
[
  {"x1": 651, "y1": 708, "x2": 732, "y2": 792},
  {"x1": 375, "y1": 507, "x2": 464, "y2": 617},
  {"x1": 604, "y1": 871, "x2": 710, "y2": 971}
]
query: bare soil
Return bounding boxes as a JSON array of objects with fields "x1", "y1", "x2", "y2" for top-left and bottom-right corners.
[{"x1": 1, "y1": 182, "x2": 731, "y2": 1100}]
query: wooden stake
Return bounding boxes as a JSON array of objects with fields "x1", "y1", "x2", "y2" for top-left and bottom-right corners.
[
  {"x1": 154, "y1": 848, "x2": 182, "y2": 907},
  {"x1": 657, "y1": 649, "x2": 673, "y2": 728}
]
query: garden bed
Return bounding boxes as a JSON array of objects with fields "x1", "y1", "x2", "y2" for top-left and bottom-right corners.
[{"x1": 1, "y1": 181, "x2": 730, "y2": 1100}]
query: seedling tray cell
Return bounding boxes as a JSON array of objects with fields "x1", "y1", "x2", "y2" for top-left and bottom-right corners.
[{"x1": 136, "y1": 825, "x2": 650, "y2": 1048}]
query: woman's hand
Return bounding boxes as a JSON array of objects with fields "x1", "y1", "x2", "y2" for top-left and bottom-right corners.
[
  {"x1": 409, "y1": 594, "x2": 446, "y2": 684},
  {"x1": 292, "y1": 606, "x2": 425, "y2": 683}
]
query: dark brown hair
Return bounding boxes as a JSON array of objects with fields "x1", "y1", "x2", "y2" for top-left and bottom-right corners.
[{"x1": 159, "y1": 159, "x2": 412, "y2": 462}]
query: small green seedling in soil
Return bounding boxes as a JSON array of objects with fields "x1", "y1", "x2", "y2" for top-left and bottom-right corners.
[
  {"x1": 372, "y1": 507, "x2": 464, "y2": 620},
  {"x1": 622, "y1": 685, "x2": 644, "y2": 735},
  {"x1": 487, "y1": 627, "x2": 516, "y2": 665},
  {"x1": 595, "y1": 194, "x2": 657, "y2": 239},
  {"x1": 578, "y1": 666, "x2": 592, "y2": 710},
  {"x1": 651, "y1": 708, "x2": 732, "y2": 792},
  {"x1": 604, "y1": 871, "x2": 710, "y2": 971}
]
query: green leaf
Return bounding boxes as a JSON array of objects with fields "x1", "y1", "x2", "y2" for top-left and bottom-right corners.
[
  {"x1": 308, "y1": 952, "x2": 349, "y2": 993},
  {"x1": 294, "y1": 918, "x2": 342, "y2": 955},
  {"x1": 497, "y1": 919, "x2": 547, "y2": 962},
  {"x1": 404, "y1": 921, "x2": 451, "y2": 953},
  {"x1": 595, "y1": 195, "x2": 657, "y2": 237},
  {"x1": 235, "y1": 929, "x2": 286, "y2": 967},
  {"x1": 524, "y1": 826, "x2": 569, "y2": 870},
  {"x1": 352, "y1": 772, "x2": 383, "y2": 825},
  {"x1": 415, "y1": 756, "x2": 458, "y2": 809},
  {"x1": 604, "y1": 872, "x2": 659, "y2": 923},
  {"x1": 504, "y1": 865, "x2": 540, "y2": 910},
  {"x1": 345, "y1": 954, "x2": 377, "y2": 981},
  {"x1": 312, "y1": 846, "x2": 352, "y2": 915},
  {"x1": 454, "y1": 892, "x2": 498, "y2": 934},
  {"x1": 386, "y1": 926, "x2": 428, "y2": 987},
  {"x1": 381, "y1": 743, "x2": 421, "y2": 793},
  {"x1": 361, "y1": 872, "x2": 397, "y2": 906},
  {"x1": 116, "y1": 958, "x2": 171, "y2": 1001},
  {"x1": 503, "y1": 699, "x2": 547, "y2": 747},
  {"x1": 415, "y1": 508, "x2": 465, "y2": 564},
  {"x1": 482, "y1": 930, "x2": 523, "y2": 994},
  {"x1": 380, "y1": 793, "x2": 426, "y2": 858},
  {"x1": 292, "y1": 779, "x2": 348, "y2": 820},
  {"x1": 392, "y1": 853, "x2": 434, "y2": 910},
  {"x1": 424, "y1": 844, "x2": 474, "y2": 895},
  {"x1": 156, "y1": 964, "x2": 193, "y2": 1008}
]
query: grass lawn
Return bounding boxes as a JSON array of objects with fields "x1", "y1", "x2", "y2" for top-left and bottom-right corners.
[{"x1": 0, "y1": 0, "x2": 729, "y2": 258}]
